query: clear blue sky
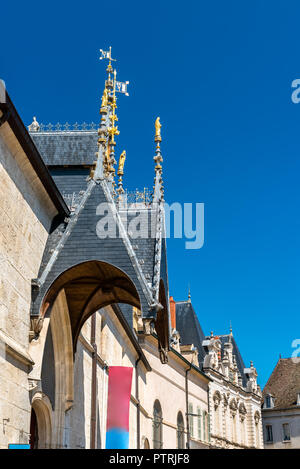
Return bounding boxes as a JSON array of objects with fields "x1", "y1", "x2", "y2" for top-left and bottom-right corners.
[{"x1": 2, "y1": 0, "x2": 300, "y2": 388}]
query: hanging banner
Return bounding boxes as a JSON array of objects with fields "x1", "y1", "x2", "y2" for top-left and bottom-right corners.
[{"x1": 106, "y1": 366, "x2": 133, "y2": 449}]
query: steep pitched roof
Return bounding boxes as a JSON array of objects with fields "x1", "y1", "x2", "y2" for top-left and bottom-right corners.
[
  {"x1": 30, "y1": 130, "x2": 170, "y2": 334},
  {"x1": 175, "y1": 300, "x2": 206, "y2": 366},
  {"x1": 263, "y1": 358, "x2": 300, "y2": 410},
  {"x1": 31, "y1": 179, "x2": 155, "y2": 321}
]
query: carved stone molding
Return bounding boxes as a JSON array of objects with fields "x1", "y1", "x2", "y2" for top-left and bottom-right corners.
[{"x1": 29, "y1": 317, "x2": 44, "y2": 341}]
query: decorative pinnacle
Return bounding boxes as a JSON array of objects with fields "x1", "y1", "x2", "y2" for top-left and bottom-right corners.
[
  {"x1": 117, "y1": 150, "x2": 126, "y2": 196},
  {"x1": 153, "y1": 117, "x2": 164, "y2": 202},
  {"x1": 155, "y1": 117, "x2": 162, "y2": 143},
  {"x1": 154, "y1": 118, "x2": 163, "y2": 169},
  {"x1": 188, "y1": 285, "x2": 191, "y2": 303},
  {"x1": 100, "y1": 86, "x2": 108, "y2": 115},
  {"x1": 229, "y1": 320, "x2": 233, "y2": 335}
]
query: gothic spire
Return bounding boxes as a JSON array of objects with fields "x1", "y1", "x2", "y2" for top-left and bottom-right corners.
[{"x1": 93, "y1": 47, "x2": 129, "y2": 188}]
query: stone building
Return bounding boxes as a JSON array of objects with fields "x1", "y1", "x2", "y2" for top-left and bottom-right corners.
[
  {"x1": 0, "y1": 84, "x2": 69, "y2": 447},
  {"x1": 262, "y1": 358, "x2": 300, "y2": 449},
  {"x1": 0, "y1": 56, "x2": 263, "y2": 449},
  {"x1": 174, "y1": 298, "x2": 263, "y2": 449}
]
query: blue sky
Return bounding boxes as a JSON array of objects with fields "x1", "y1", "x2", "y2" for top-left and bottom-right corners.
[{"x1": 2, "y1": 0, "x2": 300, "y2": 387}]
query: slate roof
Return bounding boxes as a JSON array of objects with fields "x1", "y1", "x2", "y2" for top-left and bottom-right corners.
[
  {"x1": 175, "y1": 301, "x2": 249, "y2": 386},
  {"x1": 175, "y1": 301, "x2": 206, "y2": 366},
  {"x1": 31, "y1": 131, "x2": 97, "y2": 166},
  {"x1": 29, "y1": 130, "x2": 171, "y2": 351},
  {"x1": 31, "y1": 180, "x2": 153, "y2": 320},
  {"x1": 263, "y1": 358, "x2": 300, "y2": 410},
  {"x1": 0, "y1": 96, "x2": 69, "y2": 217},
  {"x1": 30, "y1": 131, "x2": 162, "y2": 292}
]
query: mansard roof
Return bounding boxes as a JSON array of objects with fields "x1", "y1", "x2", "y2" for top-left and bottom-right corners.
[
  {"x1": 175, "y1": 300, "x2": 206, "y2": 366},
  {"x1": 175, "y1": 299, "x2": 249, "y2": 386},
  {"x1": 263, "y1": 358, "x2": 300, "y2": 410}
]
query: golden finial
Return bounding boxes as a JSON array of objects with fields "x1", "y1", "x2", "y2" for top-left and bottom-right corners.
[
  {"x1": 153, "y1": 117, "x2": 163, "y2": 173},
  {"x1": 155, "y1": 117, "x2": 162, "y2": 143},
  {"x1": 118, "y1": 150, "x2": 126, "y2": 175},
  {"x1": 101, "y1": 86, "x2": 108, "y2": 109},
  {"x1": 117, "y1": 150, "x2": 126, "y2": 197},
  {"x1": 108, "y1": 69, "x2": 120, "y2": 146}
]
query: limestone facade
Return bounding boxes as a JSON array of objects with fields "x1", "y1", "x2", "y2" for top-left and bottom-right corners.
[
  {"x1": 0, "y1": 94, "x2": 263, "y2": 450},
  {"x1": 0, "y1": 117, "x2": 58, "y2": 449},
  {"x1": 203, "y1": 334, "x2": 263, "y2": 449}
]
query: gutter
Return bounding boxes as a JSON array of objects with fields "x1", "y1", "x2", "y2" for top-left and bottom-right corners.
[
  {"x1": 90, "y1": 314, "x2": 97, "y2": 449},
  {"x1": 185, "y1": 362, "x2": 192, "y2": 449},
  {"x1": 135, "y1": 356, "x2": 141, "y2": 449}
]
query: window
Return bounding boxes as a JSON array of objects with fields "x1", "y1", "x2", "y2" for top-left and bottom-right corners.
[
  {"x1": 197, "y1": 407, "x2": 202, "y2": 440},
  {"x1": 177, "y1": 412, "x2": 185, "y2": 449},
  {"x1": 265, "y1": 394, "x2": 274, "y2": 409},
  {"x1": 153, "y1": 400, "x2": 163, "y2": 449},
  {"x1": 188, "y1": 403, "x2": 194, "y2": 438},
  {"x1": 203, "y1": 411, "x2": 207, "y2": 442},
  {"x1": 232, "y1": 414, "x2": 237, "y2": 442},
  {"x1": 282, "y1": 423, "x2": 291, "y2": 441},
  {"x1": 266, "y1": 425, "x2": 273, "y2": 442}
]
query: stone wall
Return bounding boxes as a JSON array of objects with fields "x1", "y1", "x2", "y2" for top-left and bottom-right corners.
[
  {"x1": 262, "y1": 409, "x2": 300, "y2": 449},
  {"x1": 0, "y1": 122, "x2": 57, "y2": 449},
  {"x1": 139, "y1": 335, "x2": 209, "y2": 449}
]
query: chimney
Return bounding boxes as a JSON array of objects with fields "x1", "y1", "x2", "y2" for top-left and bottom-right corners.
[{"x1": 169, "y1": 296, "x2": 176, "y2": 330}]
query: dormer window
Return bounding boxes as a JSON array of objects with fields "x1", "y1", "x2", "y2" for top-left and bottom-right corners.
[{"x1": 265, "y1": 394, "x2": 274, "y2": 409}]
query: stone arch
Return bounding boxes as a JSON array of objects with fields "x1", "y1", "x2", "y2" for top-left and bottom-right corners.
[
  {"x1": 30, "y1": 392, "x2": 53, "y2": 449},
  {"x1": 49, "y1": 289, "x2": 74, "y2": 448},
  {"x1": 40, "y1": 260, "x2": 142, "y2": 350},
  {"x1": 213, "y1": 390, "x2": 222, "y2": 409},
  {"x1": 229, "y1": 398, "x2": 237, "y2": 413}
]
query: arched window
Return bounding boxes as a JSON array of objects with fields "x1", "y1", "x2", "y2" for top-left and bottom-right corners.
[
  {"x1": 153, "y1": 400, "x2": 163, "y2": 449},
  {"x1": 177, "y1": 412, "x2": 185, "y2": 449}
]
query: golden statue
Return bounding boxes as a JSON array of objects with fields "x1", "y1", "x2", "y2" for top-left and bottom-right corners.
[
  {"x1": 155, "y1": 117, "x2": 162, "y2": 141},
  {"x1": 101, "y1": 87, "x2": 108, "y2": 108},
  {"x1": 118, "y1": 150, "x2": 126, "y2": 175}
]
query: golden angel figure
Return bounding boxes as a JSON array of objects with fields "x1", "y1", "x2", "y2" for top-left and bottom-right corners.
[{"x1": 155, "y1": 117, "x2": 162, "y2": 141}]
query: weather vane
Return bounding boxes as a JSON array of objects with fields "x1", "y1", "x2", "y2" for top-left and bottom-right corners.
[
  {"x1": 99, "y1": 46, "x2": 116, "y2": 62},
  {"x1": 99, "y1": 47, "x2": 130, "y2": 96}
]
